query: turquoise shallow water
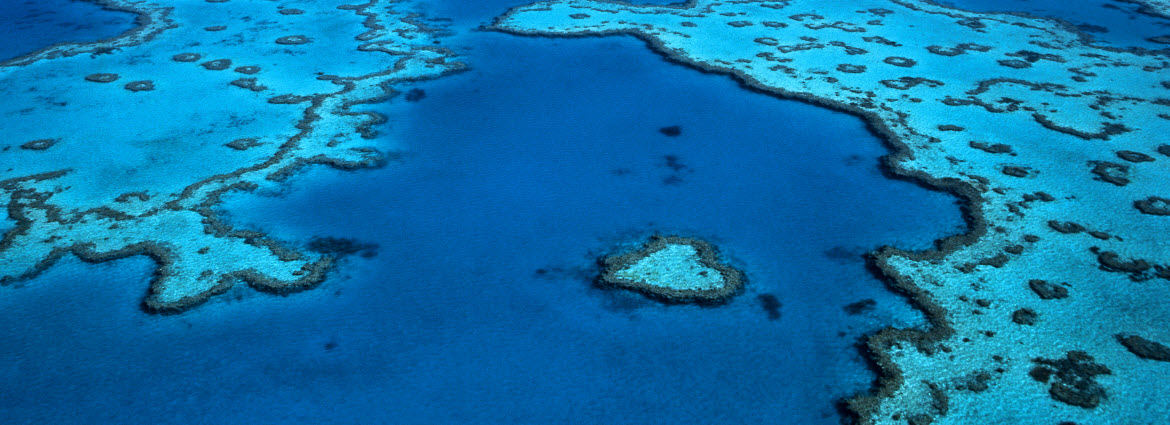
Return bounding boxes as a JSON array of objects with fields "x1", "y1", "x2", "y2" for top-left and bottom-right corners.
[{"x1": 7, "y1": 0, "x2": 1166, "y2": 423}]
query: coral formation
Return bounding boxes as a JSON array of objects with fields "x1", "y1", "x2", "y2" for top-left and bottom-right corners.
[
  {"x1": 84, "y1": 73, "x2": 119, "y2": 83},
  {"x1": 19, "y1": 139, "x2": 58, "y2": 151},
  {"x1": 0, "y1": 0, "x2": 465, "y2": 312},
  {"x1": 491, "y1": 0, "x2": 1170, "y2": 423},
  {"x1": 599, "y1": 235, "x2": 743, "y2": 303},
  {"x1": 200, "y1": 58, "x2": 232, "y2": 70},
  {"x1": 123, "y1": 80, "x2": 154, "y2": 92},
  {"x1": 275, "y1": 35, "x2": 312, "y2": 45}
]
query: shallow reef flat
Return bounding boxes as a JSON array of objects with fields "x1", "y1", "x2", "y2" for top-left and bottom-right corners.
[
  {"x1": 491, "y1": 1, "x2": 1170, "y2": 424},
  {"x1": 0, "y1": 0, "x2": 464, "y2": 312}
]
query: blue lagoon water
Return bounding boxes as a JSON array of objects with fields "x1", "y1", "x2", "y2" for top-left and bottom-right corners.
[{"x1": 0, "y1": 0, "x2": 1054, "y2": 423}]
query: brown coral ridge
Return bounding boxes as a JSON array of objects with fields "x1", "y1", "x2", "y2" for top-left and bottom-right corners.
[
  {"x1": 488, "y1": 2, "x2": 985, "y2": 423},
  {"x1": 597, "y1": 235, "x2": 745, "y2": 305}
]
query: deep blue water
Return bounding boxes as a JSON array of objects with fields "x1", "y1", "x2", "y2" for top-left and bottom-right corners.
[
  {"x1": 3, "y1": 0, "x2": 1163, "y2": 424},
  {"x1": 0, "y1": 0, "x2": 135, "y2": 62},
  {"x1": 935, "y1": 0, "x2": 1170, "y2": 49}
]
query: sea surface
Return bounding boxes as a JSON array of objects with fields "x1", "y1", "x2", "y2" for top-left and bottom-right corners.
[{"x1": 1, "y1": 0, "x2": 1162, "y2": 424}]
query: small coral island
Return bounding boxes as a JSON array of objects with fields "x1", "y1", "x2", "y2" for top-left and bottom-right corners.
[{"x1": 600, "y1": 235, "x2": 743, "y2": 303}]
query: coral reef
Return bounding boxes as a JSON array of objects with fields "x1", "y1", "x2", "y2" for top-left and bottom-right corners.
[
  {"x1": 123, "y1": 80, "x2": 154, "y2": 92},
  {"x1": 599, "y1": 235, "x2": 743, "y2": 303},
  {"x1": 0, "y1": 0, "x2": 465, "y2": 312},
  {"x1": 491, "y1": 1, "x2": 1170, "y2": 423},
  {"x1": 84, "y1": 73, "x2": 119, "y2": 83}
]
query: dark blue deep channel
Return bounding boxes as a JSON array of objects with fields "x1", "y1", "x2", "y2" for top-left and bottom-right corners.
[
  {"x1": 0, "y1": 1, "x2": 972, "y2": 424},
  {"x1": 0, "y1": 0, "x2": 135, "y2": 62}
]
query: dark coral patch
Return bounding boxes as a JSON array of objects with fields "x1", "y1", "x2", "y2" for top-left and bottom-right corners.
[
  {"x1": 569, "y1": 13, "x2": 590, "y2": 19},
  {"x1": 1134, "y1": 196, "x2": 1170, "y2": 215},
  {"x1": 837, "y1": 64, "x2": 866, "y2": 73},
  {"x1": 969, "y1": 141, "x2": 1013, "y2": 154},
  {"x1": 1117, "y1": 335, "x2": 1170, "y2": 362},
  {"x1": 268, "y1": 94, "x2": 312, "y2": 104},
  {"x1": 278, "y1": 8, "x2": 304, "y2": 15},
  {"x1": 998, "y1": 59, "x2": 1031, "y2": 69},
  {"x1": 225, "y1": 138, "x2": 262, "y2": 150},
  {"x1": 1011, "y1": 308, "x2": 1038, "y2": 325},
  {"x1": 234, "y1": 65, "x2": 261, "y2": 74},
  {"x1": 114, "y1": 191, "x2": 150, "y2": 203},
  {"x1": 230, "y1": 78, "x2": 267, "y2": 92},
  {"x1": 201, "y1": 59, "x2": 232, "y2": 70},
  {"x1": 1047, "y1": 220, "x2": 1084, "y2": 234},
  {"x1": 1028, "y1": 279, "x2": 1069, "y2": 300},
  {"x1": 84, "y1": 73, "x2": 119, "y2": 83},
  {"x1": 925, "y1": 43, "x2": 989, "y2": 56},
  {"x1": 20, "y1": 139, "x2": 57, "y2": 150},
  {"x1": 956, "y1": 17, "x2": 986, "y2": 29},
  {"x1": 124, "y1": 80, "x2": 155, "y2": 92},
  {"x1": 1096, "y1": 251, "x2": 1151, "y2": 275},
  {"x1": 1116, "y1": 150, "x2": 1155, "y2": 163},
  {"x1": 1089, "y1": 161, "x2": 1129, "y2": 186},
  {"x1": 1001, "y1": 166, "x2": 1030, "y2": 177},
  {"x1": 172, "y1": 52, "x2": 202, "y2": 62},
  {"x1": 1087, "y1": 231, "x2": 1111, "y2": 240},
  {"x1": 1031, "y1": 351, "x2": 1112, "y2": 409},
  {"x1": 880, "y1": 77, "x2": 943, "y2": 90},
  {"x1": 882, "y1": 56, "x2": 916, "y2": 67},
  {"x1": 275, "y1": 35, "x2": 311, "y2": 45}
]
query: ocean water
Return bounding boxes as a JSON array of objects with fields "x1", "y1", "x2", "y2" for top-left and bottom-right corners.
[
  {"x1": 0, "y1": 0, "x2": 135, "y2": 62},
  {"x1": 6, "y1": 0, "x2": 1161, "y2": 424},
  {"x1": 933, "y1": 0, "x2": 1170, "y2": 49}
]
